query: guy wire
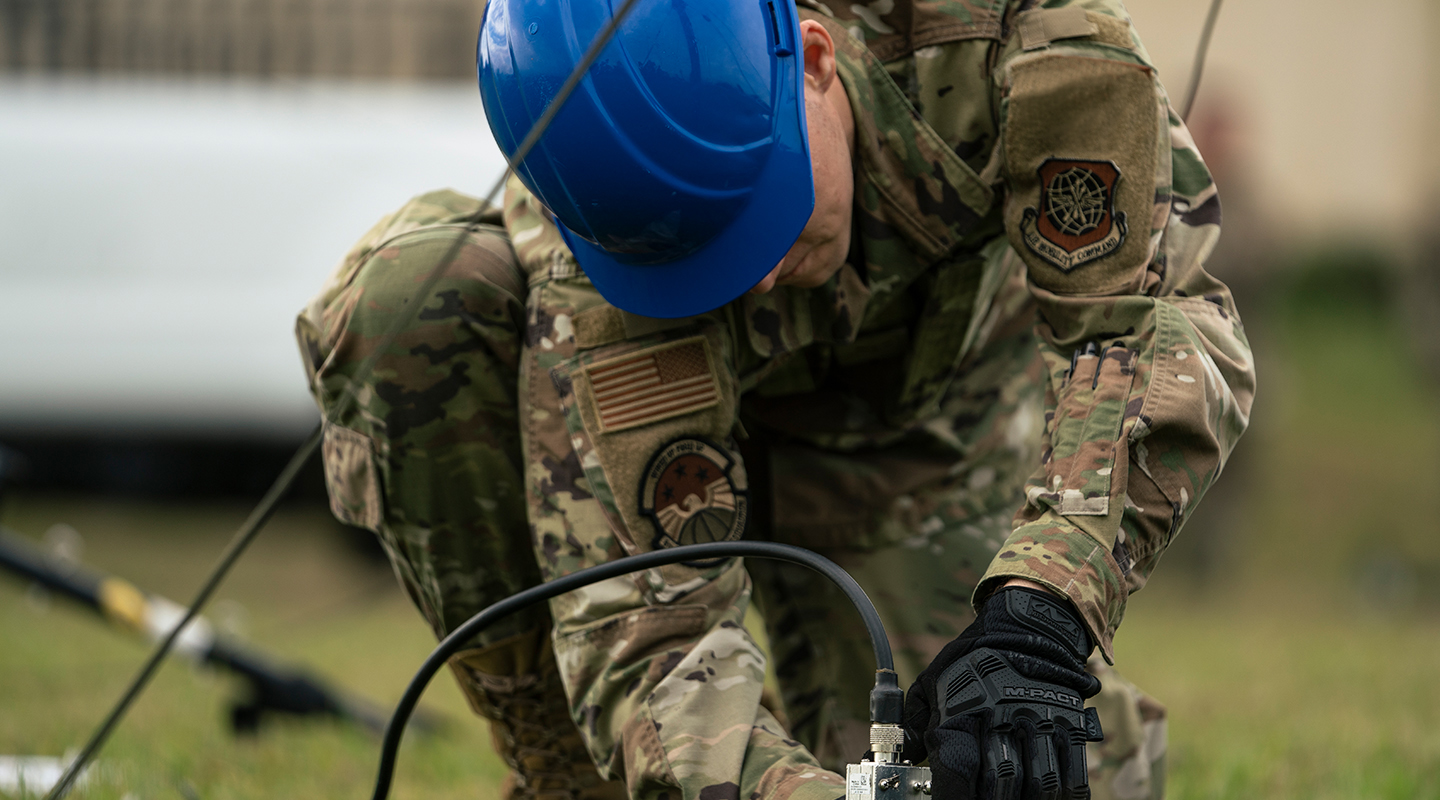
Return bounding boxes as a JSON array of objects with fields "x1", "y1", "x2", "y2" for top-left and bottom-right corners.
[
  {"x1": 1180, "y1": 0, "x2": 1224, "y2": 123},
  {"x1": 44, "y1": 0, "x2": 642, "y2": 796}
]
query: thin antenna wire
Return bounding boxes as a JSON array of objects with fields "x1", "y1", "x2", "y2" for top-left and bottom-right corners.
[
  {"x1": 1181, "y1": 0, "x2": 1225, "y2": 122},
  {"x1": 44, "y1": 1, "x2": 641, "y2": 795}
]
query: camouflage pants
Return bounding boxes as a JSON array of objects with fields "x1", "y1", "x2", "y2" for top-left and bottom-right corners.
[{"x1": 310, "y1": 219, "x2": 1165, "y2": 800}]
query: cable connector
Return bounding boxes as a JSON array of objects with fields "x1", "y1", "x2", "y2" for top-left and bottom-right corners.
[
  {"x1": 868, "y1": 723, "x2": 904, "y2": 764},
  {"x1": 869, "y1": 669, "x2": 904, "y2": 725}
]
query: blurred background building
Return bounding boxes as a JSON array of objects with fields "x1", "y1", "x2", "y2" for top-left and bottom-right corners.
[
  {"x1": 0, "y1": 0, "x2": 506, "y2": 498},
  {"x1": 1, "y1": 0, "x2": 481, "y2": 78}
]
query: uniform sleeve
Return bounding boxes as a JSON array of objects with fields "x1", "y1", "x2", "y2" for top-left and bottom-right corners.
[
  {"x1": 505, "y1": 182, "x2": 846, "y2": 800},
  {"x1": 973, "y1": 2, "x2": 1256, "y2": 660}
]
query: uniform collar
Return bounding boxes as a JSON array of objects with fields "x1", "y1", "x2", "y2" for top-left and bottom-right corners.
[{"x1": 740, "y1": 18, "x2": 994, "y2": 358}]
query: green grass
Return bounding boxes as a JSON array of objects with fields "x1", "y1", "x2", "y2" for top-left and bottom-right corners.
[
  {"x1": 1115, "y1": 588, "x2": 1440, "y2": 799},
  {"x1": 0, "y1": 500, "x2": 507, "y2": 799},
  {"x1": 2, "y1": 254, "x2": 1439, "y2": 798}
]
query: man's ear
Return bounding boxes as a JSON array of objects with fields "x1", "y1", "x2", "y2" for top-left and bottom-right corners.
[{"x1": 799, "y1": 19, "x2": 838, "y2": 93}]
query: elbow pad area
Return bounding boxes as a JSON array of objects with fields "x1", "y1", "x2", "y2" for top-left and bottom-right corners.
[{"x1": 1003, "y1": 53, "x2": 1162, "y2": 297}]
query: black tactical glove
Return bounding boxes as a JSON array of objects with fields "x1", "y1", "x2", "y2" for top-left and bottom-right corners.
[{"x1": 903, "y1": 587, "x2": 1105, "y2": 800}]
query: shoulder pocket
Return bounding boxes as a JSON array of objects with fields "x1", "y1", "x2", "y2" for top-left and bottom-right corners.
[
  {"x1": 1003, "y1": 53, "x2": 1161, "y2": 297},
  {"x1": 554, "y1": 331, "x2": 742, "y2": 556}
]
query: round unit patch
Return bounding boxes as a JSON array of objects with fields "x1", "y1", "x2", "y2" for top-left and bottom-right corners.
[{"x1": 639, "y1": 438, "x2": 748, "y2": 551}]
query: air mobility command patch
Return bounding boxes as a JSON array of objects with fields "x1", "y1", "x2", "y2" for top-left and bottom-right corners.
[
  {"x1": 640, "y1": 438, "x2": 748, "y2": 551},
  {"x1": 1019, "y1": 158, "x2": 1127, "y2": 272}
]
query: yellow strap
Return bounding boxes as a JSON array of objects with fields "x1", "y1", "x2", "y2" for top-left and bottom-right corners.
[{"x1": 97, "y1": 578, "x2": 148, "y2": 633}]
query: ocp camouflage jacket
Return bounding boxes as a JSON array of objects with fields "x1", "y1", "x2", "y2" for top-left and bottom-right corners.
[{"x1": 503, "y1": 0, "x2": 1254, "y2": 661}]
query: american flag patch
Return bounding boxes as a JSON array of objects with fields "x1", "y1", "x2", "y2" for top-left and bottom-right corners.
[{"x1": 586, "y1": 337, "x2": 720, "y2": 433}]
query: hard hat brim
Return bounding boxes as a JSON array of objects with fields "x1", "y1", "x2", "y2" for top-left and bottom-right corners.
[{"x1": 560, "y1": 134, "x2": 815, "y2": 320}]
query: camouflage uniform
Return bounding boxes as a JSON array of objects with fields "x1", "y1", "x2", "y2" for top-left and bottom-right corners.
[{"x1": 297, "y1": 3, "x2": 1253, "y2": 800}]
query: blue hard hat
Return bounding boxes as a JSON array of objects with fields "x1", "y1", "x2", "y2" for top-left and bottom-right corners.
[{"x1": 478, "y1": 0, "x2": 814, "y2": 319}]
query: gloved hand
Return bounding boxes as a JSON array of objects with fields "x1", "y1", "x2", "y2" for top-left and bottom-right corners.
[{"x1": 902, "y1": 587, "x2": 1105, "y2": 800}]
